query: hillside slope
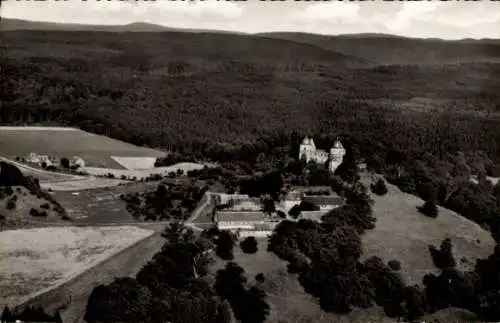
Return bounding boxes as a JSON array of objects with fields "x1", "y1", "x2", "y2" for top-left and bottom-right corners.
[
  {"x1": 0, "y1": 127, "x2": 166, "y2": 169},
  {"x1": 257, "y1": 32, "x2": 500, "y2": 65},
  {"x1": 362, "y1": 179, "x2": 496, "y2": 286},
  {"x1": 2, "y1": 30, "x2": 500, "y2": 160}
]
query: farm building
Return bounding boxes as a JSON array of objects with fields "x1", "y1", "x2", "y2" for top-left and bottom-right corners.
[
  {"x1": 214, "y1": 211, "x2": 280, "y2": 238},
  {"x1": 70, "y1": 156, "x2": 86, "y2": 168},
  {"x1": 25, "y1": 153, "x2": 55, "y2": 166},
  {"x1": 301, "y1": 195, "x2": 345, "y2": 211},
  {"x1": 237, "y1": 222, "x2": 278, "y2": 238}
]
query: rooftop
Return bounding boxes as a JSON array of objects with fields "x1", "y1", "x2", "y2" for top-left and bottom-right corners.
[
  {"x1": 302, "y1": 195, "x2": 344, "y2": 205},
  {"x1": 216, "y1": 211, "x2": 269, "y2": 222}
]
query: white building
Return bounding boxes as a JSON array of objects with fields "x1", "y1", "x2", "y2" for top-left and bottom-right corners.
[
  {"x1": 25, "y1": 153, "x2": 54, "y2": 166},
  {"x1": 70, "y1": 156, "x2": 86, "y2": 168},
  {"x1": 301, "y1": 195, "x2": 344, "y2": 211},
  {"x1": 299, "y1": 137, "x2": 346, "y2": 173},
  {"x1": 215, "y1": 211, "x2": 280, "y2": 238}
]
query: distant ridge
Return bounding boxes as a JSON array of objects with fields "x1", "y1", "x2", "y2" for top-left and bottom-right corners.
[{"x1": 0, "y1": 18, "x2": 244, "y2": 34}]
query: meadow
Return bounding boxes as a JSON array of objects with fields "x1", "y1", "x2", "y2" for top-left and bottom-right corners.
[{"x1": 360, "y1": 178, "x2": 496, "y2": 286}]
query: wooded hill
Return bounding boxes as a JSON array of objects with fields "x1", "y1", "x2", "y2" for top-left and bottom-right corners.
[{"x1": 1, "y1": 21, "x2": 500, "y2": 163}]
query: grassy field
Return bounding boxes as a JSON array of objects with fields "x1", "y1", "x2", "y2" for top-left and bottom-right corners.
[
  {"x1": 0, "y1": 225, "x2": 154, "y2": 307},
  {"x1": 209, "y1": 238, "x2": 393, "y2": 323},
  {"x1": 361, "y1": 178, "x2": 496, "y2": 286},
  {"x1": 0, "y1": 127, "x2": 166, "y2": 169}
]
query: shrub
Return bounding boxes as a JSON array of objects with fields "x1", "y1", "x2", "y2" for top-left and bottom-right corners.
[
  {"x1": 5, "y1": 186, "x2": 13, "y2": 196},
  {"x1": 429, "y1": 238, "x2": 456, "y2": 269},
  {"x1": 30, "y1": 208, "x2": 40, "y2": 217},
  {"x1": 371, "y1": 178, "x2": 388, "y2": 196},
  {"x1": 418, "y1": 198, "x2": 438, "y2": 218},
  {"x1": 216, "y1": 231, "x2": 236, "y2": 260},
  {"x1": 6, "y1": 198, "x2": 16, "y2": 210},
  {"x1": 40, "y1": 203, "x2": 50, "y2": 210},
  {"x1": 255, "y1": 273, "x2": 265, "y2": 282},
  {"x1": 240, "y1": 237, "x2": 258, "y2": 254},
  {"x1": 388, "y1": 259, "x2": 402, "y2": 271}
]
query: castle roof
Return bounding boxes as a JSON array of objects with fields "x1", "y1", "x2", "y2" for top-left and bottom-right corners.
[{"x1": 333, "y1": 140, "x2": 344, "y2": 149}]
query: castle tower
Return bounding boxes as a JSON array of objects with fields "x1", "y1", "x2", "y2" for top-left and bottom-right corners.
[
  {"x1": 328, "y1": 139, "x2": 346, "y2": 173},
  {"x1": 299, "y1": 137, "x2": 316, "y2": 162}
]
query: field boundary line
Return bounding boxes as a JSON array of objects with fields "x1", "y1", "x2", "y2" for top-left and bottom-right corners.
[{"x1": 13, "y1": 230, "x2": 159, "y2": 312}]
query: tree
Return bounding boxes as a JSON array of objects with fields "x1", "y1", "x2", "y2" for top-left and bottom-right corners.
[
  {"x1": 429, "y1": 238, "x2": 456, "y2": 269},
  {"x1": 216, "y1": 231, "x2": 236, "y2": 260},
  {"x1": 288, "y1": 204, "x2": 301, "y2": 219},
  {"x1": 1, "y1": 306, "x2": 12, "y2": 323},
  {"x1": 240, "y1": 237, "x2": 258, "y2": 254},
  {"x1": 371, "y1": 177, "x2": 388, "y2": 195},
  {"x1": 238, "y1": 286, "x2": 270, "y2": 323},
  {"x1": 60, "y1": 157, "x2": 70, "y2": 169},
  {"x1": 418, "y1": 198, "x2": 439, "y2": 218},
  {"x1": 261, "y1": 196, "x2": 275, "y2": 216}
]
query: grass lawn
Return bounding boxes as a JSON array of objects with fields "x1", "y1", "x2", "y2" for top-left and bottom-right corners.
[
  {"x1": 361, "y1": 176, "x2": 496, "y2": 286},
  {"x1": 0, "y1": 225, "x2": 154, "y2": 307}
]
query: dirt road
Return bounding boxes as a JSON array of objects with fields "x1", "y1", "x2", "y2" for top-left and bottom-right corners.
[{"x1": 16, "y1": 232, "x2": 166, "y2": 323}]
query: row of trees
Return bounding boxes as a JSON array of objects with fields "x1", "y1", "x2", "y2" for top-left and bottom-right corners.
[
  {"x1": 1, "y1": 305, "x2": 62, "y2": 323},
  {"x1": 120, "y1": 180, "x2": 208, "y2": 221},
  {"x1": 84, "y1": 223, "x2": 231, "y2": 323}
]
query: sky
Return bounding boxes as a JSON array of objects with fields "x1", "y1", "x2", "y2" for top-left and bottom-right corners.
[{"x1": 2, "y1": 0, "x2": 500, "y2": 39}]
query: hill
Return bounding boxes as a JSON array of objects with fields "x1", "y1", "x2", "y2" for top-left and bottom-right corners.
[
  {"x1": 0, "y1": 127, "x2": 166, "y2": 169},
  {"x1": 257, "y1": 32, "x2": 500, "y2": 65},
  {"x1": 361, "y1": 178, "x2": 495, "y2": 286},
  {"x1": 0, "y1": 18, "x2": 242, "y2": 34},
  {"x1": 1, "y1": 29, "x2": 500, "y2": 162}
]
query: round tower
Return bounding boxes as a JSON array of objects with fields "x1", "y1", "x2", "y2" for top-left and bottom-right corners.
[{"x1": 329, "y1": 139, "x2": 346, "y2": 173}]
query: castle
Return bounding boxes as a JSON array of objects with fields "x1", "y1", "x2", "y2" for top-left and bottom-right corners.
[{"x1": 299, "y1": 137, "x2": 346, "y2": 173}]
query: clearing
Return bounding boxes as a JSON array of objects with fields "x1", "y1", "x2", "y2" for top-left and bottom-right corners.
[
  {"x1": 0, "y1": 127, "x2": 166, "y2": 169},
  {"x1": 0, "y1": 225, "x2": 154, "y2": 307},
  {"x1": 361, "y1": 178, "x2": 496, "y2": 285}
]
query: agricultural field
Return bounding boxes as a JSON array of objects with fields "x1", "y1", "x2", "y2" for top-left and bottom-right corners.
[
  {"x1": 361, "y1": 179, "x2": 496, "y2": 285},
  {"x1": 50, "y1": 181, "x2": 160, "y2": 223},
  {"x1": 40, "y1": 178, "x2": 128, "y2": 192},
  {"x1": 0, "y1": 127, "x2": 166, "y2": 169},
  {"x1": 0, "y1": 225, "x2": 154, "y2": 307}
]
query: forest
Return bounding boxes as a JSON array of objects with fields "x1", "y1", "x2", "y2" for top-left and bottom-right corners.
[{"x1": 1, "y1": 30, "x2": 500, "y2": 165}]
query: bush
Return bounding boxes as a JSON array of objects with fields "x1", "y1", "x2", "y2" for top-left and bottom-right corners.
[
  {"x1": 255, "y1": 273, "x2": 265, "y2": 282},
  {"x1": 40, "y1": 203, "x2": 50, "y2": 210},
  {"x1": 418, "y1": 198, "x2": 439, "y2": 218},
  {"x1": 388, "y1": 259, "x2": 402, "y2": 271},
  {"x1": 6, "y1": 198, "x2": 16, "y2": 210},
  {"x1": 240, "y1": 237, "x2": 258, "y2": 254},
  {"x1": 371, "y1": 178, "x2": 388, "y2": 196},
  {"x1": 429, "y1": 238, "x2": 456, "y2": 269},
  {"x1": 5, "y1": 186, "x2": 13, "y2": 196},
  {"x1": 30, "y1": 208, "x2": 48, "y2": 217},
  {"x1": 216, "y1": 231, "x2": 236, "y2": 260}
]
